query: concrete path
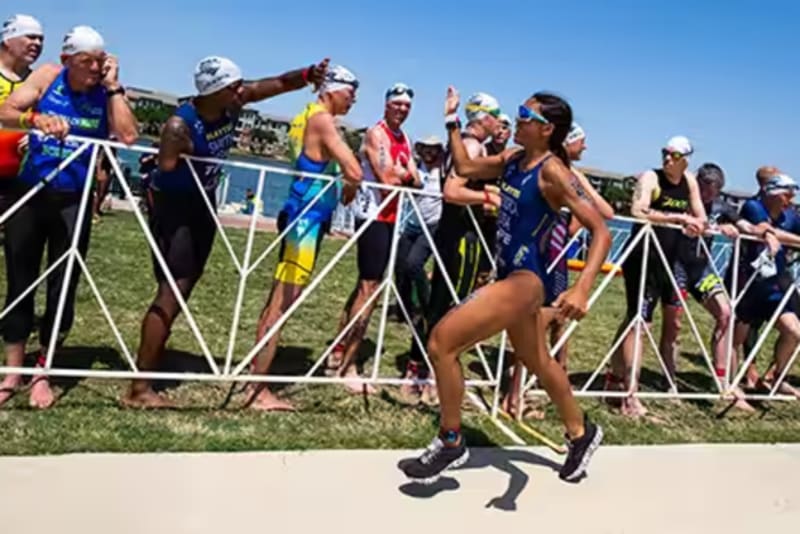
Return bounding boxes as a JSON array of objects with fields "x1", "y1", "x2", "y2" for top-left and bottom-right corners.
[{"x1": 1, "y1": 444, "x2": 798, "y2": 533}]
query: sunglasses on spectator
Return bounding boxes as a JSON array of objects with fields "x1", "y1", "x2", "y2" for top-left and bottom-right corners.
[
  {"x1": 466, "y1": 103, "x2": 501, "y2": 118},
  {"x1": 517, "y1": 105, "x2": 549, "y2": 124},
  {"x1": 386, "y1": 84, "x2": 414, "y2": 99},
  {"x1": 661, "y1": 149, "x2": 686, "y2": 161}
]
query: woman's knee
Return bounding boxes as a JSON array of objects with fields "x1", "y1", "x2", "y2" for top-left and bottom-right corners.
[{"x1": 427, "y1": 324, "x2": 457, "y2": 365}]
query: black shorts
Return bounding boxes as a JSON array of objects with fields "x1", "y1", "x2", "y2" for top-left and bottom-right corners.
[
  {"x1": 149, "y1": 190, "x2": 217, "y2": 283},
  {"x1": 622, "y1": 247, "x2": 686, "y2": 323},
  {"x1": 477, "y1": 216, "x2": 497, "y2": 275},
  {"x1": 0, "y1": 177, "x2": 18, "y2": 216},
  {"x1": 355, "y1": 218, "x2": 394, "y2": 281},
  {"x1": 735, "y1": 277, "x2": 799, "y2": 325},
  {"x1": 683, "y1": 261, "x2": 725, "y2": 303}
]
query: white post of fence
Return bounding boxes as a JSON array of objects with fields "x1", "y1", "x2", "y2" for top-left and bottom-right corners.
[
  {"x1": 44, "y1": 143, "x2": 99, "y2": 369},
  {"x1": 223, "y1": 168, "x2": 267, "y2": 375},
  {"x1": 724, "y1": 236, "x2": 742, "y2": 390},
  {"x1": 628, "y1": 226, "x2": 652, "y2": 396},
  {"x1": 102, "y1": 144, "x2": 220, "y2": 375},
  {"x1": 370, "y1": 191, "x2": 406, "y2": 381}
]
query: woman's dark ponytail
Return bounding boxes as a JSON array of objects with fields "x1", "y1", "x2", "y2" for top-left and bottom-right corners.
[{"x1": 533, "y1": 92, "x2": 573, "y2": 167}]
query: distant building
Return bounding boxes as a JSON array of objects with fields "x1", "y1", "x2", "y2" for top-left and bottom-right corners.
[
  {"x1": 127, "y1": 86, "x2": 179, "y2": 111},
  {"x1": 579, "y1": 166, "x2": 635, "y2": 194}
]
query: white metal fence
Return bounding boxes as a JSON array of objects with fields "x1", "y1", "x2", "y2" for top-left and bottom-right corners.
[{"x1": 0, "y1": 136, "x2": 797, "y2": 442}]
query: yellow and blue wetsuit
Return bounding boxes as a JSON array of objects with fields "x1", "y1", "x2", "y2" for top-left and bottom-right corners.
[{"x1": 274, "y1": 102, "x2": 341, "y2": 286}]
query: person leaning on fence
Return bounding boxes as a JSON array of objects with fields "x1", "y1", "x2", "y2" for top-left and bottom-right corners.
[
  {"x1": 678, "y1": 163, "x2": 781, "y2": 412},
  {"x1": 739, "y1": 165, "x2": 785, "y2": 386},
  {"x1": 725, "y1": 174, "x2": 800, "y2": 399},
  {"x1": 474, "y1": 112, "x2": 511, "y2": 289},
  {"x1": 246, "y1": 65, "x2": 363, "y2": 411},
  {"x1": 123, "y1": 55, "x2": 329, "y2": 409},
  {"x1": 405, "y1": 92, "x2": 503, "y2": 406},
  {"x1": 608, "y1": 136, "x2": 707, "y2": 418},
  {"x1": 396, "y1": 135, "x2": 445, "y2": 402},
  {"x1": 0, "y1": 14, "x2": 44, "y2": 216},
  {"x1": 0, "y1": 26, "x2": 138, "y2": 409},
  {"x1": 327, "y1": 83, "x2": 420, "y2": 394}
]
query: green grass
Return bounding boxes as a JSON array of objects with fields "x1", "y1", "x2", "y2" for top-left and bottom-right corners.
[{"x1": 0, "y1": 211, "x2": 799, "y2": 456}]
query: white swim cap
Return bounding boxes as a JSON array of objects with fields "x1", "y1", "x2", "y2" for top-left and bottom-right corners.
[
  {"x1": 498, "y1": 113, "x2": 512, "y2": 126},
  {"x1": 465, "y1": 92, "x2": 500, "y2": 122},
  {"x1": 386, "y1": 82, "x2": 413, "y2": 103},
  {"x1": 764, "y1": 174, "x2": 799, "y2": 196},
  {"x1": 2, "y1": 14, "x2": 43, "y2": 43},
  {"x1": 664, "y1": 135, "x2": 693, "y2": 156},
  {"x1": 565, "y1": 122, "x2": 586, "y2": 145},
  {"x1": 62, "y1": 26, "x2": 105, "y2": 55},
  {"x1": 320, "y1": 64, "x2": 359, "y2": 95},
  {"x1": 194, "y1": 56, "x2": 243, "y2": 96}
]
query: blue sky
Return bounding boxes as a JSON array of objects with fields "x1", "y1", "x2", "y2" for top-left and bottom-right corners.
[{"x1": 7, "y1": 0, "x2": 799, "y2": 191}]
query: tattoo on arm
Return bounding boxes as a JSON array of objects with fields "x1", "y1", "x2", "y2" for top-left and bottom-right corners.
[{"x1": 568, "y1": 173, "x2": 590, "y2": 202}]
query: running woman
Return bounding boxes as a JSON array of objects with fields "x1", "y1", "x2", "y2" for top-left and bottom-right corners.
[
  {"x1": 328, "y1": 83, "x2": 420, "y2": 392},
  {"x1": 502, "y1": 122, "x2": 614, "y2": 417},
  {"x1": 124, "y1": 56, "x2": 328, "y2": 408},
  {"x1": 246, "y1": 65, "x2": 363, "y2": 411},
  {"x1": 400, "y1": 88, "x2": 610, "y2": 484},
  {"x1": 0, "y1": 26, "x2": 138, "y2": 408},
  {"x1": 0, "y1": 14, "x2": 44, "y2": 213},
  {"x1": 406, "y1": 92, "x2": 503, "y2": 404},
  {"x1": 609, "y1": 136, "x2": 706, "y2": 417}
]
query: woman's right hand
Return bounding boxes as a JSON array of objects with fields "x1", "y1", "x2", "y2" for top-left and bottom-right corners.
[{"x1": 445, "y1": 86, "x2": 460, "y2": 116}]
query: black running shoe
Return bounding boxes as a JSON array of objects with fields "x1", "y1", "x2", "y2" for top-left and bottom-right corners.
[
  {"x1": 559, "y1": 415, "x2": 603, "y2": 482},
  {"x1": 400, "y1": 436, "x2": 469, "y2": 484}
]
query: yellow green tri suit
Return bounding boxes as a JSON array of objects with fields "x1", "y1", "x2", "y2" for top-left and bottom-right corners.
[{"x1": 274, "y1": 102, "x2": 341, "y2": 286}]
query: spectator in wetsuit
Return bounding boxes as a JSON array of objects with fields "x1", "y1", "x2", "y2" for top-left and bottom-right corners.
[
  {"x1": 475, "y1": 112, "x2": 511, "y2": 288},
  {"x1": 728, "y1": 173, "x2": 800, "y2": 399},
  {"x1": 405, "y1": 92, "x2": 502, "y2": 405},
  {"x1": 679, "y1": 163, "x2": 780, "y2": 411},
  {"x1": 609, "y1": 136, "x2": 706, "y2": 418}
]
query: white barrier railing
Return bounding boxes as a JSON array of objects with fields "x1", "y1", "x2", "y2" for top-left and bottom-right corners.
[{"x1": 0, "y1": 135, "x2": 797, "y2": 438}]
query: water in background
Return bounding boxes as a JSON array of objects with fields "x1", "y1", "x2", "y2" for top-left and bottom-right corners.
[{"x1": 114, "y1": 145, "x2": 293, "y2": 217}]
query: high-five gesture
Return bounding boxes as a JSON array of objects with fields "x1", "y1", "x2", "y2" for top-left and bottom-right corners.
[
  {"x1": 445, "y1": 86, "x2": 460, "y2": 116},
  {"x1": 305, "y1": 58, "x2": 329, "y2": 90}
]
